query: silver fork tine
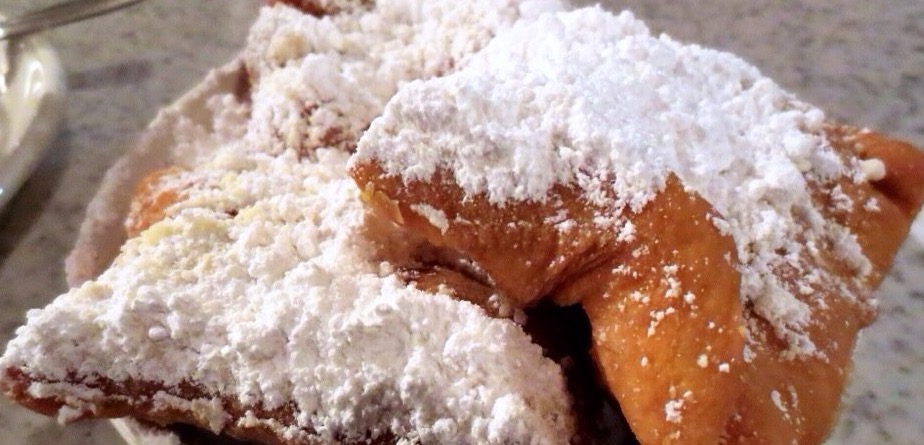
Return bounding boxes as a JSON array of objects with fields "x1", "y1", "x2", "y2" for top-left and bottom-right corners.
[{"x1": 0, "y1": 0, "x2": 146, "y2": 41}]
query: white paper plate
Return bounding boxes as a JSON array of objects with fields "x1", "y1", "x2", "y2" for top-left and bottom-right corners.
[{"x1": 0, "y1": 34, "x2": 66, "y2": 210}]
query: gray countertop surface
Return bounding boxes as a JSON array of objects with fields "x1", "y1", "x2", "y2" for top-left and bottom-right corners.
[{"x1": 0, "y1": 1, "x2": 921, "y2": 444}]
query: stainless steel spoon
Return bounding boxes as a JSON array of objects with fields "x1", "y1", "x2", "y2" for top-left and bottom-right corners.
[{"x1": 0, "y1": 0, "x2": 146, "y2": 41}]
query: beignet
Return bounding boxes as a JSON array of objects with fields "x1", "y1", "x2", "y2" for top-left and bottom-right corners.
[
  {"x1": 349, "y1": 8, "x2": 924, "y2": 444},
  {"x1": 3, "y1": 2, "x2": 923, "y2": 445}
]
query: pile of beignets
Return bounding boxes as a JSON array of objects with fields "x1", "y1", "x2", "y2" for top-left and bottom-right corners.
[{"x1": 3, "y1": 1, "x2": 924, "y2": 445}]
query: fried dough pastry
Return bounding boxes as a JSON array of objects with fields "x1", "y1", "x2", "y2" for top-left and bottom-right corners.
[
  {"x1": 349, "y1": 8, "x2": 924, "y2": 445},
  {"x1": 1, "y1": 149, "x2": 577, "y2": 445},
  {"x1": 241, "y1": 0, "x2": 565, "y2": 156},
  {"x1": 2, "y1": 2, "x2": 593, "y2": 445},
  {"x1": 721, "y1": 126, "x2": 924, "y2": 445},
  {"x1": 352, "y1": 169, "x2": 749, "y2": 444},
  {"x1": 3, "y1": 2, "x2": 923, "y2": 445}
]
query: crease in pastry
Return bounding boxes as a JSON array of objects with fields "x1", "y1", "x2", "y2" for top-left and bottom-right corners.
[{"x1": 349, "y1": 6, "x2": 924, "y2": 445}]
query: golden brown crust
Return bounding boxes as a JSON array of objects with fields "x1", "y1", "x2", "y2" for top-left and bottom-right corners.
[
  {"x1": 582, "y1": 177, "x2": 746, "y2": 445},
  {"x1": 823, "y1": 125, "x2": 924, "y2": 275},
  {"x1": 352, "y1": 162, "x2": 748, "y2": 444},
  {"x1": 352, "y1": 166, "x2": 622, "y2": 308},
  {"x1": 1, "y1": 367, "x2": 397, "y2": 445},
  {"x1": 720, "y1": 126, "x2": 924, "y2": 445},
  {"x1": 348, "y1": 124, "x2": 924, "y2": 445}
]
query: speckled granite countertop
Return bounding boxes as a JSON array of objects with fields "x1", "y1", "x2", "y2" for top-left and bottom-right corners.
[{"x1": 0, "y1": 1, "x2": 921, "y2": 444}]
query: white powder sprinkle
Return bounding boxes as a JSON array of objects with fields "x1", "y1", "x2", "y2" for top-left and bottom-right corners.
[
  {"x1": 663, "y1": 390, "x2": 692, "y2": 424},
  {"x1": 829, "y1": 184, "x2": 854, "y2": 213},
  {"x1": 857, "y1": 158, "x2": 886, "y2": 182},
  {"x1": 354, "y1": 6, "x2": 874, "y2": 356},
  {"x1": 863, "y1": 197, "x2": 881, "y2": 212},
  {"x1": 410, "y1": 203, "x2": 450, "y2": 234},
  {"x1": 146, "y1": 326, "x2": 170, "y2": 342},
  {"x1": 664, "y1": 399, "x2": 683, "y2": 424},
  {"x1": 242, "y1": 0, "x2": 566, "y2": 155},
  {"x1": 1, "y1": 150, "x2": 574, "y2": 444},
  {"x1": 743, "y1": 345, "x2": 756, "y2": 363},
  {"x1": 696, "y1": 354, "x2": 708, "y2": 368},
  {"x1": 771, "y1": 389, "x2": 788, "y2": 415},
  {"x1": 616, "y1": 220, "x2": 636, "y2": 242},
  {"x1": 56, "y1": 405, "x2": 86, "y2": 424},
  {"x1": 0, "y1": 3, "x2": 587, "y2": 441}
]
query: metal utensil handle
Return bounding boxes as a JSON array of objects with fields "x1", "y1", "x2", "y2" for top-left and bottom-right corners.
[{"x1": 0, "y1": 0, "x2": 146, "y2": 40}]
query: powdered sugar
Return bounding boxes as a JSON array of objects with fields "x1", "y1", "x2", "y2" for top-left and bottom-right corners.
[
  {"x1": 354, "y1": 7, "x2": 874, "y2": 355},
  {"x1": 1, "y1": 2, "x2": 585, "y2": 442},
  {"x1": 2, "y1": 150, "x2": 573, "y2": 444},
  {"x1": 410, "y1": 203, "x2": 450, "y2": 233},
  {"x1": 663, "y1": 389, "x2": 692, "y2": 424},
  {"x1": 241, "y1": 0, "x2": 566, "y2": 155}
]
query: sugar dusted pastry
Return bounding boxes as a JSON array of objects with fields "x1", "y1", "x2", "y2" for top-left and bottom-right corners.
[
  {"x1": 2, "y1": 1, "x2": 580, "y2": 445},
  {"x1": 240, "y1": 0, "x2": 565, "y2": 156},
  {"x1": 350, "y1": 7, "x2": 924, "y2": 445},
  {"x1": 2, "y1": 2, "x2": 924, "y2": 445},
  {"x1": 2, "y1": 148, "x2": 575, "y2": 445}
]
